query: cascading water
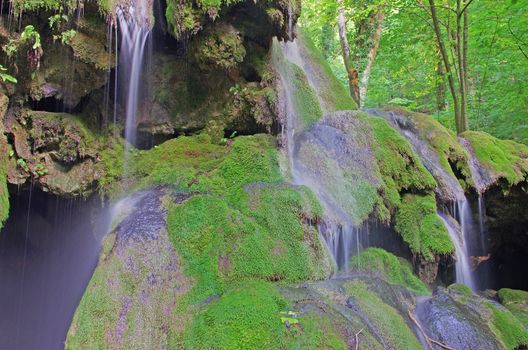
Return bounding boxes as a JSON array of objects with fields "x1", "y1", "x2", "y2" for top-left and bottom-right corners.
[
  {"x1": 439, "y1": 213, "x2": 475, "y2": 289},
  {"x1": 116, "y1": 8, "x2": 151, "y2": 149},
  {"x1": 369, "y1": 109, "x2": 482, "y2": 288},
  {"x1": 273, "y1": 25, "x2": 364, "y2": 273}
]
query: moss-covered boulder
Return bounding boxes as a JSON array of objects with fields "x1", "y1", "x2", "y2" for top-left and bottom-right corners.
[
  {"x1": 67, "y1": 134, "x2": 333, "y2": 348},
  {"x1": 350, "y1": 248, "x2": 430, "y2": 295},
  {"x1": 372, "y1": 108, "x2": 473, "y2": 201},
  {"x1": 280, "y1": 276, "x2": 424, "y2": 349},
  {"x1": 67, "y1": 188, "x2": 191, "y2": 349},
  {"x1": 498, "y1": 288, "x2": 528, "y2": 330},
  {"x1": 418, "y1": 284, "x2": 528, "y2": 350},
  {"x1": 462, "y1": 130, "x2": 528, "y2": 190}
]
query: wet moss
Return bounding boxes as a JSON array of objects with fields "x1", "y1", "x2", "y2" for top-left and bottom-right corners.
[
  {"x1": 486, "y1": 301, "x2": 528, "y2": 350},
  {"x1": 350, "y1": 248, "x2": 430, "y2": 295},
  {"x1": 296, "y1": 31, "x2": 357, "y2": 112},
  {"x1": 462, "y1": 131, "x2": 528, "y2": 187},
  {"x1": 283, "y1": 314, "x2": 347, "y2": 350},
  {"x1": 288, "y1": 61, "x2": 323, "y2": 130},
  {"x1": 395, "y1": 194, "x2": 454, "y2": 261},
  {"x1": 387, "y1": 107, "x2": 473, "y2": 189},
  {"x1": 367, "y1": 115, "x2": 436, "y2": 222},
  {"x1": 498, "y1": 288, "x2": 528, "y2": 330},
  {"x1": 185, "y1": 280, "x2": 285, "y2": 349},
  {"x1": 194, "y1": 24, "x2": 246, "y2": 71},
  {"x1": 343, "y1": 280, "x2": 422, "y2": 349}
]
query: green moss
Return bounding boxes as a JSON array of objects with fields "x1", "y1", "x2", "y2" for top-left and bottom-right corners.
[
  {"x1": 486, "y1": 301, "x2": 528, "y2": 350},
  {"x1": 284, "y1": 314, "x2": 347, "y2": 350},
  {"x1": 367, "y1": 115, "x2": 436, "y2": 222},
  {"x1": 387, "y1": 108, "x2": 473, "y2": 189},
  {"x1": 462, "y1": 131, "x2": 528, "y2": 186},
  {"x1": 499, "y1": 288, "x2": 528, "y2": 330},
  {"x1": 194, "y1": 24, "x2": 246, "y2": 70},
  {"x1": 185, "y1": 280, "x2": 285, "y2": 349},
  {"x1": 395, "y1": 194, "x2": 454, "y2": 261},
  {"x1": 350, "y1": 248, "x2": 430, "y2": 295},
  {"x1": 343, "y1": 280, "x2": 422, "y2": 349},
  {"x1": 289, "y1": 62, "x2": 323, "y2": 130},
  {"x1": 296, "y1": 30, "x2": 357, "y2": 112}
]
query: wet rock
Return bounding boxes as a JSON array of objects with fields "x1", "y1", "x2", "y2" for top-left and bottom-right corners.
[
  {"x1": 417, "y1": 284, "x2": 528, "y2": 350},
  {"x1": 66, "y1": 188, "x2": 192, "y2": 349}
]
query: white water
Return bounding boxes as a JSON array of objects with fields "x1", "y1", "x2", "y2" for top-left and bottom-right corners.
[
  {"x1": 117, "y1": 8, "x2": 150, "y2": 148},
  {"x1": 440, "y1": 213, "x2": 475, "y2": 289}
]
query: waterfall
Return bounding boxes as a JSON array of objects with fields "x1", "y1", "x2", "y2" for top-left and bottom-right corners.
[
  {"x1": 369, "y1": 109, "x2": 482, "y2": 288},
  {"x1": 116, "y1": 8, "x2": 150, "y2": 148},
  {"x1": 439, "y1": 213, "x2": 476, "y2": 289},
  {"x1": 273, "y1": 36, "x2": 364, "y2": 274}
]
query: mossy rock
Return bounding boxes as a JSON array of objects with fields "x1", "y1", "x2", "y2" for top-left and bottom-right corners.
[
  {"x1": 377, "y1": 108, "x2": 473, "y2": 198},
  {"x1": 194, "y1": 23, "x2": 246, "y2": 71},
  {"x1": 462, "y1": 131, "x2": 528, "y2": 188},
  {"x1": 0, "y1": 93, "x2": 10, "y2": 228},
  {"x1": 350, "y1": 248, "x2": 430, "y2": 295},
  {"x1": 395, "y1": 193, "x2": 453, "y2": 262},
  {"x1": 498, "y1": 288, "x2": 528, "y2": 330},
  {"x1": 419, "y1": 284, "x2": 528, "y2": 350},
  {"x1": 295, "y1": 30, "x2": 357, "y2": 112},
  {"x1": 4, "y1": 109, "x2": 123, "y2": 197}
]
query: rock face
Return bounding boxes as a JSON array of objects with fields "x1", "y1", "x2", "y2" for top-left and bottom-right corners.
[
  {"x1": 417, "y1": 284, "x2": 528, "y2": 350},
  {"x1": 4, "y1": 108, "x2": 121, "y2": 196},
  {"x1": 67, "y1": 188, "x2": 192, "y2": 349}
]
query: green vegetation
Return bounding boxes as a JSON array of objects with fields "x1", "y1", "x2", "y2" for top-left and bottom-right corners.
[
  {"x1": 296, "y1": 31, "x2": 357, "y2": 112},
  {"x1": 350, "y1": 248, "x2": 430, "y2": 295},
  {"x1": 165, "y1": 135, "x2": 330, "y2": 302},
  {"x1": 486, "y1": 301, "x2": 528, "y2": 350},
  {"x1": 343, "y1": 280, "x2": 422, "y2": 349},
  {"x1": 499, "y1": 288, "x2": 528, "y2": 330},
  {"x1": 367, "y1": 115, "x2": 436, "y2": 221},
  {"x1": 463, "y1": 131, "x2": 528, "y2": 186},
  {"x1": 388, "y1": 108, "x2": 473, "y2": 189},
  {"x1": 185, "y1": 281, "x2": 285, "y2": 349},
  {"x1": 301, "y1": 0, "x2": 528, "y2": 143},
  {"x1": 395, "y1": 194, "x2": 453, "y2": 261},
  {"x1": 284, "y1": 314, "x2": 347, "y2": 350}
]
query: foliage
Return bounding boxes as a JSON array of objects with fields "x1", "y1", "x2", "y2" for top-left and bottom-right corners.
[
  {"x1": 301, "y1": 0, "x2": 528, "y2": 144},
  {"x1": 395, "y1": 193, "x2": 454, "y2": 261},
  {"x1": 350, "y1": 247, "x2": 430, "y2": 295},
  {"x1": 0, "y1": 65, "x2": 17, "y2": 84},
  {"x1": 20, "y1": 25, "x2": 41, "y2": 50}
]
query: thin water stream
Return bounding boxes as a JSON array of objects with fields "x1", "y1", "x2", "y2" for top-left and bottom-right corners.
[{"x1": 0, "y1": 189, "x2": 110, "y2": 349}]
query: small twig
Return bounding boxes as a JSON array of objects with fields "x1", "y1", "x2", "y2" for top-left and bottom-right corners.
[
  {"x1": 407, "y1": 309, "x2": 457, "y2": 350},
  {"x1": 354, "y1": 328, "x2": 363, "y2": 350}
]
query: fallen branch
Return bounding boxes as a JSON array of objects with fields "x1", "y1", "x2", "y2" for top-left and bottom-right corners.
[
  {"x1": 407, "y1": 309, "x2": 456, "y2": 350},
  {"x1": 354, "y1": 328, "x2": 363, "y2": 350}
]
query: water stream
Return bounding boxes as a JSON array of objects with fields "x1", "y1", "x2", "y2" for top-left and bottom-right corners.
[{"x1": 116, "y1": 8, "x2": 151, "y2": 148}]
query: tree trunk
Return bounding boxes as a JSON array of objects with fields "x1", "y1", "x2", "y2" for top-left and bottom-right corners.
[
  {"x1": 456, "y1": 0, "x2": 468, "y2": 133},
  {"x1": 337, "y1": 0, "x2": 360, "y2": 107},
  {"x1": 428, "y1": 0, "x2": 463, "y2": 133},
  {"x1": 462, "y1": 3, "x2": 469, "y2": 131},
  {"x1": 436, "y1": 50, "x2": 446, "y2": 111},
  {"x1": 360, "y1": 9, "x2": 384, "y2": 107}
]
